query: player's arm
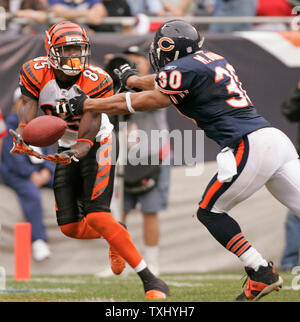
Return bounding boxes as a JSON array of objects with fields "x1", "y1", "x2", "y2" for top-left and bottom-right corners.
[
  {"x1": 16, "y1": 95, "x2": 39, "y2": 135},
  {"x1": 41, "y1": 109, "x2": 102, "y2": 165},
  {"x1": 126, "y1": 74, "x2": 156, "y2": 91},
  {"x1": 12, "y1": 60, "x2": 45, "y2": 158},
  {"x1": 67, "y1": 86, "x2": 172, "y2": 117},
  {"x1": 85, "y1": 88, "x2": 172, "y2": 115},
  {"x1": 71, "y1": 111, "x2": 102, "y2": 160},
  {"x1": 9, "y1": 94, "x2": 43, "y2": 159},
  {"x1": 113, "y1": 62, "x2": 156, "y2": 91},
  {"x1": 72, "y1": 73, "x2": 114, "y2": 159}
]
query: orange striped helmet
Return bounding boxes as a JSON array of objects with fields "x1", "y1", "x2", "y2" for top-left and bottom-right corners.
[{"x1": 45, "y1": 21, "x2": 90, "y2": 76}]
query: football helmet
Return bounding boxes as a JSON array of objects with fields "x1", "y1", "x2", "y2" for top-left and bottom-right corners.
[
  {"x1": 149, "y1": 20, "x2": 204, "y2": 73},
  {"x1": 45, "y1": 21, "x2": 90, "y2": 76}
]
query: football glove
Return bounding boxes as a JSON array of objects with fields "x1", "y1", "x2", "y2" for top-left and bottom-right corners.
[
  {"x1": 9, "y1": 129, "x2": 43, "y2": 159},
  {"x1": 42, "y1": 149, "x2": 79, "y2": 165},
  {"x1": 62, "y1": 85, "x2": 89, "y2": 120},
  {"x1": 104, "y1": 54, "x2": 134, "y2": 91},
  {"x1": 113, "y1": 63, "x2": 139, "y2": 93}
]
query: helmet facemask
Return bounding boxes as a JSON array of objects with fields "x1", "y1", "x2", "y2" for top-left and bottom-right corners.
[
  {"x1": 149, "y1": 42, "x2": 174, "y2": 73},
  {"x1": 149, "y1": 42, "x2": 160, "y2": 73},
  {"x1": 46, "y1": 30, "x2": 90, "y2": 76}
]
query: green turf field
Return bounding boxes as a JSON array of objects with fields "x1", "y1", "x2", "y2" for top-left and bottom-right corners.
[{"x1": 0, "y1": 271, "x2": 299, "y2": 302}]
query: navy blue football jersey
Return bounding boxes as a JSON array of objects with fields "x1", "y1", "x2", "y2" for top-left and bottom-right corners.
[{"x1": 155, "y1": 51, "x2": 270, "y2": 148}]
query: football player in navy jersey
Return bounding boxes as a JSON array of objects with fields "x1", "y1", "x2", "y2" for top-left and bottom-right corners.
[{"x1": 64, "y1": 20, "x2": 300, "y2": 301}]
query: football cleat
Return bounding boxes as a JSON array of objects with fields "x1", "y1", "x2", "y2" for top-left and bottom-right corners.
[
  {"x1": 109, "y1": 245, "x2": 126, "y2": 275},
  {"x1": 108, "y1": 222, "x2": 127, "y2": 275},
  {"x1": 144, "y1": 276, "x2": 170, "y2": 300},
  {"x1": 236, "y1": 261, "x2": 283, "y2": 301},
  {"x1": 145, "y1": 290, "x2": 166, "y2": 299}
]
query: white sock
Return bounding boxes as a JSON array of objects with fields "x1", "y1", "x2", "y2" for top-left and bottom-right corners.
[
  {"x1": 144, "y1": 245, "x2": 159, "y2": 263},
  {"x1": 134, "y1": 259, "x2": 147, "y2": 273},
  {"x1": 239, "y1": 246, "x2": 268, "y2": 271}
]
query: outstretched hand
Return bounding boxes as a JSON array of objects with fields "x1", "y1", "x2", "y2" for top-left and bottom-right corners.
[
  {"x1": 113, "y1": 63, "x2": 139, "y2": 93},
  {"x1": 42, "y1": 149, "x2": 79, "y2": 165},
  {"x1": 9, "y1": 129, "x2": 43, "y2": 159}
]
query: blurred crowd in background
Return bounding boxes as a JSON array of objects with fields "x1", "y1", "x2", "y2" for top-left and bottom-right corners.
[{"x1": 0, "y1": 0, "x2": 299, "y2": 35}]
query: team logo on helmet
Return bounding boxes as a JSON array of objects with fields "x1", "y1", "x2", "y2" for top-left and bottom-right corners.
[{"x1": 157, "y1": 37, "x2": 175, "y2": 52}]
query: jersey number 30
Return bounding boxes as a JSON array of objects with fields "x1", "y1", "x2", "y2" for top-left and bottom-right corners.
[{"x1": 215, "y1": 64, "x2": 251, "y2": 108}]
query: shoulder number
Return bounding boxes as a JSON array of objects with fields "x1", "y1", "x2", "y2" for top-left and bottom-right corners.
[
  {"x1": 215, "y1": 63, "x2": 251, "y2": 108},
  {"x1": 33, "y1": 57, "x2": 49, "y2": 70},
  {"x1": 83, "y1": 65, "x2": 107, "y2": 82},
  {"x1": 158, "y1": 70, "x2": 182, "y2": 90}
]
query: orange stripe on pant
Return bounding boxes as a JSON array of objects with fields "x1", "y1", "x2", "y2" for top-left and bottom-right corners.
[
  {"x1": 92, "y1": 175, "x2": 110, "y2": 199},
  {"x1": 199, "y1": 139, "x2": 245, "y2": 210},
  {"x1": 91, "y1": 136, "x2": 113, "y2": 200},
  {"x1": 96, "y1": 163, "x2": 111, "y2": 178}
]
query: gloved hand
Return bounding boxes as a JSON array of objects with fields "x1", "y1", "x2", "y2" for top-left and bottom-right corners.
[
  {"x1": 113, "y1": 63, "x2": 139, "y2": 93},
  {"x1": 58, "y1": 85, "x2": 88, "y2": 121},
  {"x1": 104, "y1": 54, "x2": 136, "y2": 92},
  {"x1": 42, "y1": 149, "x2": 79, "y2": 165},
  {"x1": 9, "y1": 129, "x2": 43, "y2": 159}
]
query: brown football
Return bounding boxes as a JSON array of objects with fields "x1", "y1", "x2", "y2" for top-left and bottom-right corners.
[{"x1": 22, "y1": 115, "x2": 67, "y2": 147}]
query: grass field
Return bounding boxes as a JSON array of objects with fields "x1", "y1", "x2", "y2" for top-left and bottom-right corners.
[{"x1": 0, "y1": 271, "x2": 299, "y2": 303}]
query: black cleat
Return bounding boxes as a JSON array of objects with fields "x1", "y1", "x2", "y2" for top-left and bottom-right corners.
[
  {"x1": 138, "y1": 267, "x2": 170, "y2": 299},
  {"x1": 236, "y1": 261, "x2": 283, "y2": 301},
  {"x1": 144, "y1": 277, "x2": 170, "y2": 299}
]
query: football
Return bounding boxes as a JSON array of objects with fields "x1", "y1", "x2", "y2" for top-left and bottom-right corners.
[{"x1": 22, "y1": 115, "x2": 67, "y2": 147}]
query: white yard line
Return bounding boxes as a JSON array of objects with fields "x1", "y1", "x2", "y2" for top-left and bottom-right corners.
[
  {"x1": 166, "y1": 282, "x2": 212, "y2": 287},
  {"x1": 165, "y1": 274, "x2": 242, "y2": 280}
]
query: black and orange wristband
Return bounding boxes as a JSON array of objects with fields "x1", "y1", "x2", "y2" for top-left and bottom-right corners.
[{"x1": 17, "y1": 123, "x2": 27, "y2": 128}]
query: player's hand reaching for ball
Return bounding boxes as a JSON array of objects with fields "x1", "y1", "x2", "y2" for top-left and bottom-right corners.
[
  {"x1": 42, "y1": 149, "x2": 79, "y2": 165},
  {"x1": 9, "y1": 129, "x2": 43, "y2": 159}
]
